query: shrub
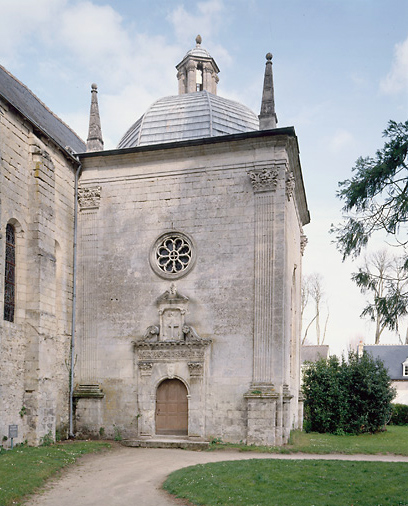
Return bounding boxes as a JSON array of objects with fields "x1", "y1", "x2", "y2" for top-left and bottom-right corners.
[
  {"x1": 390, "y1": 403, "x2": 408, "y2": 425},
  {"x1": 302, "y1": 351, "x2": 395, "y2": 434}
]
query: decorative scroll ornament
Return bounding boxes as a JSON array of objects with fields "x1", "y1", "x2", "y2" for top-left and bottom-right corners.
[
  {"x1": 248, "y1": 168, "x2": 279, "y2": 192},
  {"x1": 78, "y1": 186, "x2": 102, "y2": 209},
  {"x1": 285, "y1": 171, "x2": 295, "y2": 201}
]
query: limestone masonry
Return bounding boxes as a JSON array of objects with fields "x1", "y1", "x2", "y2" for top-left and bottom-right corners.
[{"x1": 0, "y1": 37, "x2": 309, "y2": 446}]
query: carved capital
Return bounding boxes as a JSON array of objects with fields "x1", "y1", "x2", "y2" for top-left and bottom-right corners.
[
  {"x1": 78, "y1": 186, "x2": 101, "y2": 210},
  {"x1": 285, "y1": 171, "x2": 295, "y2": 201},
  {"x1": 138, "y1": 361, "x2": 153, "y2": 376},
  {"x1": 300, "y1": 233, "x2": 308, "y2": 255},
  {"x1": 248, "y1": 168, "x2": 279, "y2": 192},
  {"x1": 188, "y1": 362, "x2": 203, "y2": 377}
]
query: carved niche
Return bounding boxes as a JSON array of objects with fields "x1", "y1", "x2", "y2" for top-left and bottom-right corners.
[{"x1": 133, "y1": 284, "x2": 211, "y2": 377}]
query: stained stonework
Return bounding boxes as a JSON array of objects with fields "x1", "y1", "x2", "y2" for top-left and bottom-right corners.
[{"x1": 0, "y1": 91, "x2": 79, "y2": 446}]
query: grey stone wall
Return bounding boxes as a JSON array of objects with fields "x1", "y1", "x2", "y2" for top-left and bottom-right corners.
[{"x1": 0, "y1": 97, "x2": 76, "y2": 445}]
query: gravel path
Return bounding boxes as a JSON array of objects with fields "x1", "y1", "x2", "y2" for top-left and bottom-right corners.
[{"x1": 22, "y1": 446, "x2": 408, "y2": 506}]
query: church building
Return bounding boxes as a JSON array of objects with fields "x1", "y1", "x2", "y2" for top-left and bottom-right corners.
[{"x1": 0, "y1": 37, "x2": 309, "y2": 446}]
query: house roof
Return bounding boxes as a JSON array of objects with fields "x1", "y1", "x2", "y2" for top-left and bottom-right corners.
[
  {"x1": 0, "y1": 64, "x2": 85, "y2": 154},
  {"x1": 364, "y1": 345, "x2": 408, "y2": 380},
  {"x1": 301, "y1": 345, "x2": 330, "y2": 364}
]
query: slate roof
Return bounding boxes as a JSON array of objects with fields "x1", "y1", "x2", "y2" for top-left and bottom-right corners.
[
  {"x1": 364, "y1": 345, "x2": 408, "y2": 380},
  {"x1": 117, "y1": 91, "x2": 259, "y2": 148},
  {"x1": 0, "y1": 64, "x2": 85, "y2": 154}
]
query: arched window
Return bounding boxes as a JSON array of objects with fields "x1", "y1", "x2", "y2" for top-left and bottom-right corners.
[
  {"x1": 196, "y1": 64, "x2": 203, "y2": 91},
  {"x1": 4, "y1": 223, "x2": 16, "y2": 322}
]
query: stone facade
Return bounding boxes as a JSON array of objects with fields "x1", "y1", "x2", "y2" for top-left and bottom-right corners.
[
  {"x1": 73, "y1": 130, "x2": 308, "y2": 444},
  {"x1": 1, "y1": 39, "x2": 309, "y2": 447}
]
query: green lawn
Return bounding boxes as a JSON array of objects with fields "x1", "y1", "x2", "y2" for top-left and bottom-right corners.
[
  {"x1": 2, "y1": 428, "x2": 408, "y2": 506},
  {"x1": 209, "y1": 426, "x2": 408, "y2": 456},
  {"x1": 164, "y1": 426, "x2": 408, "y2": 506},
  {"x1": 164, "y1": 459, "x2": 408, "y2": 506},
  {"x1": 0, "y1": 441, "x2": 110, "y2": 506},
  {"x1": 287, "y1": 425, "x2": 408, "y2": 455}
]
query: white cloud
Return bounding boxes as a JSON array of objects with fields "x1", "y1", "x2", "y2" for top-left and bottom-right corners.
[
  {"x1": 59, "y1": 2, "x2": 130, "y2": 69},
  {"x1": 0, "y1": 0, "x2": 67, "y2": 64},
  {"x1": 380, "y1": 36, "x2": 408, "y2": 95},
  {"x1": 168, "y1": 0, "x2": 225, "y2": 43},
  {"x1": 328, "y1": 129, "x2": 355, "y2": 153}
]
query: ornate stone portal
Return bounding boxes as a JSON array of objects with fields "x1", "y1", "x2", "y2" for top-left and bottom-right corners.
[{"x1": 133, "y1": 284, "x2": 211, "y2": 438}]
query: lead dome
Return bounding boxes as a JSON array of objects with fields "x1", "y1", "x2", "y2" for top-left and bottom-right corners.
[
  {"x1": 117, "y1": 91, "x2": 259, "y2": 148},
  {"x1": 117, "y1": 36, "x2": 263, "y2": 149}
]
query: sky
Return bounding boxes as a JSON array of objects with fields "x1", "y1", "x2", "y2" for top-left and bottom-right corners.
[{"x1": 1, "y1": 0, "x2": 407, "y2": 356}]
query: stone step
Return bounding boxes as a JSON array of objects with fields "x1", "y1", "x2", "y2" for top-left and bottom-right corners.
[{"x1": 121, "y1": 437, "x2": 209, "y2": 450}]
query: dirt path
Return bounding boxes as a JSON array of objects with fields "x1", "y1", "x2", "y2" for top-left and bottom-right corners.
[{"x1": 22, "y1": 446, "x2": 408, "y2": 506}]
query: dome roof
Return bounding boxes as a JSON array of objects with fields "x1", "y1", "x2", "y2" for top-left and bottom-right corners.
[
  {"x1": 182, "y1": 45, "x2": 213, "y2": 61},
  {"x1": 117, "y1": 91, "x2": 259, "y2": 148}
]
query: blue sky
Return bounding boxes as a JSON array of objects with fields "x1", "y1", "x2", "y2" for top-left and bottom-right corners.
[{"x1": 1, "y1": 0, "x2": 407, "y2": 355}]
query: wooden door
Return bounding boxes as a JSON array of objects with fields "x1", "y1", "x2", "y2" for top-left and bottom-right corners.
[{"x1": 156, "y1": 379, "x2": 188, "y2": 435}]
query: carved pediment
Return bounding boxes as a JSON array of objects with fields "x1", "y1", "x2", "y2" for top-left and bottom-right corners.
[{"x1": 134, "y1": 284, "x2": 211, "y2": 350}]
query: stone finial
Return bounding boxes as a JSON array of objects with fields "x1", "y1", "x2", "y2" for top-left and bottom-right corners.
[
  {"x1": 86, "y1": 83, "x2": 104, "y2": 152},
  {"x1": 259, "y1": 52, "x2": 278, "y2": 130},
  {"x1": 196, "y1": 34, "x2": 202, "y2": 45}
]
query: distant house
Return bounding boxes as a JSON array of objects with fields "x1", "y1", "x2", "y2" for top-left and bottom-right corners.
[
  {"x1": 301, "y1": 345, "x2": 330, "y2": 365},
  {"x1": 300, "y1": 345, "x2": 330, "y2": 381},
  {"x1": 361, "y1": 345, "x2": 408, "y2": 405}
]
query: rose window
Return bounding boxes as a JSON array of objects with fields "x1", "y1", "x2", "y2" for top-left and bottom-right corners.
[{"x1": 150, "y1": 232, "x2": 196, "y2": 279}]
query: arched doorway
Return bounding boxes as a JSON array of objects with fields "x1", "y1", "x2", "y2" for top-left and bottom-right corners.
[{"x1": 156, "y1": 379, "x2": 188, "y2": 436}]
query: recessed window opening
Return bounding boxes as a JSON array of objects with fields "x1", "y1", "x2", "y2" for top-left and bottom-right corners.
[
  {"x1": 196, "y1": 64, "x2": 203, "y2": 91},
  {"x1": 403, "y1": 363, "x2": 408, "y2": 377},
  {"x1": 4, "y1": 223, "x2": 16, "y2": 322}
]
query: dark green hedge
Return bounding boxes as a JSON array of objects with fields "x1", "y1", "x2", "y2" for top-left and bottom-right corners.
[
  {"x1": 390, "y1": 403, "x2": 408, "y2": 425},
  {"x1": 302, "y1": 351, "x2": 395, "y2": 434}
]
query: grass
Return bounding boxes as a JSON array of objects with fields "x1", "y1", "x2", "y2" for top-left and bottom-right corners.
[
  {"x1": 163, "y1": 459, "x2": 408, "y2": 506},
  {"x1": 287, "y1": 425, "x2": 408, "y2": 455},
  {"x1": 164, "y1": 427, "x2": 408, "y2": 506},
  {"x1": 0, "y1": 441, "x2": 110, "y2": 506},
  {"x1": 208, "y1": 425, "x2": 408, "y2": 456}
]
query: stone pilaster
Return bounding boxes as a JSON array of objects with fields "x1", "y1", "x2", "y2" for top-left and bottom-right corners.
[
  {"x1": 245, "y1": 163, "x2": 288, "y2": 445},
  {"x1": 77, "y1": 186, "x2": 102, "y2": 390},
  {"x1": 247, "y1": 165, "x2": 285, "y2": 386}
]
